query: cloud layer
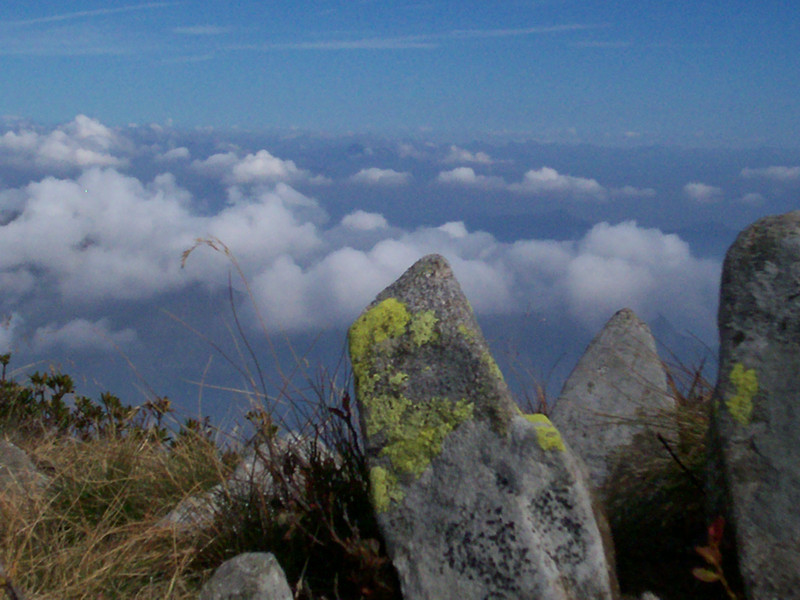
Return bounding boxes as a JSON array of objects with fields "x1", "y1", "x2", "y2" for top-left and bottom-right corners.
[{"x1": 0, "y1": 116, "x2": 732, "y2": 357}]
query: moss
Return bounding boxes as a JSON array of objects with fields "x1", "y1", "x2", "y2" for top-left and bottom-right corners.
[
  {"x1": 523, "y1": 413, "x2": 566, "y2": 452},
  {"x1": 727, "y1": 362, "x2": 758, "y2": 425},
  {"x1": 409, "y1": 310, "x2": 439, "y2": 346}
]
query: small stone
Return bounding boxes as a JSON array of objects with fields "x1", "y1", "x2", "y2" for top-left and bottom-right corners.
[{"x1": 198, "y1": 552, "x2": 293, "y2": 600}]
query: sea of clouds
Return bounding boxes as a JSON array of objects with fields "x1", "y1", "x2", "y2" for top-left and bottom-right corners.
[{"x1": 1, "y1": 115, "x2": 798, "y2": 417}]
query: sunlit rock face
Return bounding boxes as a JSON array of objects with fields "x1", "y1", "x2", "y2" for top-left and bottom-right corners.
[
  {"x1": 349, "y1": 253, "x2": 619, "y2": 600},
  {"x1": 552, "y1": 307, "x2": 675, "y2": 498}
]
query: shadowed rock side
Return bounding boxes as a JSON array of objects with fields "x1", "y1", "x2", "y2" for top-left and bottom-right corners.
[
  {"x1": 348, "y1": 254, "x2": 619, "y2": 600},
  {"x1": 551, "y1": 308, "x2": 675, "y2": 494},
  {"x1": 710, "y1": 211, "x2": 800, "y2": 599}
]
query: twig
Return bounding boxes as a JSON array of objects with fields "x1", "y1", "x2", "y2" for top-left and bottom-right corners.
[{"x1": 657, "y1": 433, "x2": 703, "y2": 491}]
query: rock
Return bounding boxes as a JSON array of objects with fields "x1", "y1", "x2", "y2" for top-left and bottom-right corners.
[
  {"x1": 198, "y1": 552, "x2": 293, "y2": 600},
  {"x1": 0, "y1": 439, "x2": 48, "y2": 495},
  {"x1": 709, "y1": 211, "x2": 800, "y2": 598},
  {"x1": 348, "y1": 254, "x2": 619, "y2": 600},
  {"x1": 551, "y1": 308, "x2": 675, "y2": 493}
]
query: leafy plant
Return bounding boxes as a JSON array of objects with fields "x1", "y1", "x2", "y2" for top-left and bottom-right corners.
[{"x1": 693, "y1": 516, "x2": 739, "y2": 600}]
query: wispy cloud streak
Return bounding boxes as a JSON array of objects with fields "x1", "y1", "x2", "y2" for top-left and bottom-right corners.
[
  {"x1": 4, "y1": 3, "x2": 174, "y2": 27},
  {"x1": 231, "y1": 23, "x2": 606, "y2": 51}
]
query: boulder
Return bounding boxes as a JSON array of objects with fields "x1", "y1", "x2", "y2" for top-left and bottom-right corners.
[
  {"x1": 348, "y1": 254, "x2": 619, "y2": 600},
  {"x1": 551, "y1": 308, "x2": 675, "y2": 494},
  {"x1": 709, "y1": 211, "x2": 800, "y2": 598},
  {"x1": 198, "y1": 552, "x2": 293, "y2": 600}
]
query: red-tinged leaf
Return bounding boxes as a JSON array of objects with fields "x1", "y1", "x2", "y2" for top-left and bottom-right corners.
[
  {"x1": 695, "y1": 545, "x2": 721, "y2": 567},
  {"x1": 693, "y1": 567, "x2": 721, "y2": 583},
  {"x1": 709, "y1": 516, "x2": 725, "y2": 544}
]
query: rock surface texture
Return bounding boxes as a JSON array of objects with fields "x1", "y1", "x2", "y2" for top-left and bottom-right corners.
[
  {"x1": 552, "y1": 308, "x2": 674, "y2": 493},
  {"x1": 710, "y1": 211, "x2": 800, "y2": 599},
  {"x1": 198, "y1": 552, "x2": 293, "y2": 600},
  {"x1": 349, "y1": 254, "x2": 619, "y2": 600}
]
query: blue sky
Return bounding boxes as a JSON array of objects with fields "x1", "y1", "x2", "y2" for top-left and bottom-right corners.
[
  {"x1": 1, "y1": 1, "x2": 799, "y2": 145},
  {"x1": 1, "y1": 3, "x2": 799, "y2": 427}
]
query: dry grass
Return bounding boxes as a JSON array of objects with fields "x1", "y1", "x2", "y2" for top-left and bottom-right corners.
[
  {"x1": 605, "y1": 359, "x2": 738, "y2": 600},
  {"x1": 0, "y1": 425, "x2": 232, "y2": 599}
]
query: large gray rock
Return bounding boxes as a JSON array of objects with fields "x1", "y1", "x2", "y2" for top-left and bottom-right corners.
[
  {"x1": 709, "y1": 211, "x2": 800, "y2": 599},
  {"x1": 551, "y1": 308, "x2": 675, "y2": 493},
  {"x1": 349, "y1": 254, "x2": 619, "y2": 600},
  {"x1": 198, "y1": 552, "x2": 293, "y2": 600}
]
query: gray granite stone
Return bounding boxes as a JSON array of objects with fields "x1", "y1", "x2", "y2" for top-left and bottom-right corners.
[
  {"x1": 552, "y1": 308, "x2": 675, "y2": 494},
  {"x1": 349, "y1": 254, "x2": 619, "y2": 600},
  {"x1": 709, "y1": 211, "x2": 800, "y2": 599}
]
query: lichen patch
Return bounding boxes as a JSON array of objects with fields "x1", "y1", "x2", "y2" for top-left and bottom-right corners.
[
  {"x1": 727, "y1": 362, "x2": 758, "y2": 425},
  {"x1": 524, "y1": 414, "x2": 566, "y2": 452}
]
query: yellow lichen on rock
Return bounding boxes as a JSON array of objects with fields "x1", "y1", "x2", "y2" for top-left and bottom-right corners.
[
  {"x1": 380, "y1": 397, "x2": 474, "y2": 478},
  {"x1": 349, "y1": 296, "x2": 476, "y2": 512},
  {"x1": 458, "y1": 323, "x2": 477, "y2": 342},
  {"x1": 727, "y1": 362, "x2": 758, "y2": 425},
  {"x1": 370, "y1": 466, "x2": 402, "y2": 514},
  {"x1": 349, "y1": 297, "x2": 410, "y2": 366},
  {"x1": 523, "y1": 413, "x2": 566, "y2": 452},
  {"x1": 409, "y1": 310, "x2": 439, "y2": 346}
]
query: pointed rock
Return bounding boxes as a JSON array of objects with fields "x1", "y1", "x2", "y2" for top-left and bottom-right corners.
[
  {"x1": 349, "y1": 254, "x2": 619, "y2": 600},
  {"x1": 551, "y1": 308, "x2": 674, "y2": 493},
  {"x1": 710, "y1": 211, "x2": 800, "y2": 599}
]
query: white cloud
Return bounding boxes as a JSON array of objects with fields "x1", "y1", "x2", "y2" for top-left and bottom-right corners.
[
  {"x1": 436, "y1": 167, "x2": 502, "y2": 188},
  {"x1": 437, "y1": 165, "x2": 611, "y2": 200},
  {"x1": 341, "y1": 210, "x2": 388, "y2": 230},
  {"x1": 0, "y1": 115, "x2": 126, "y2": 169},
  {"x1": 563, "y1": 221, "x2": 718, "y2": 331},
  {"x1": 0, "y1": 169, "x2": 324, "y2": 302},
  {"x1": 0, "y1": 119, "x2": 720, "y2": 350},
  {"x1": 443, "y1": 145, "x2": 493, "y2": 164},
  {"x1": 740, "y1": 165, "x2": 800, "y2": 182},
  {"x1": 349, "y1": 167, "x2": 411, "y2": 186},
  {"x1": 158, "y1": 146, "x2": 190, "y2": 161},
  {"x1": 684, "y1": 182, "x2": 723, "y2": 203},
  {"x1": 510, "y1": 167, "x2": 608, "y2": 199},
  {"x1": 192, "y1": 149, "x2": 327, "y2": 185},
  {"x1": 33, "y1": 318, "x2": 137, "y2": 352}
]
